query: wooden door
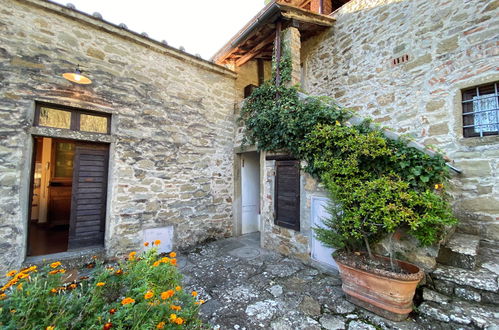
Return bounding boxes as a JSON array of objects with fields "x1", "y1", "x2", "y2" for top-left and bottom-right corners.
[
  {"x1": 275, "y1": 160, "x2": 300, "y2": 231},
  {"x1": 69, "y1": 144, "x2": 109, "y2": 249}
]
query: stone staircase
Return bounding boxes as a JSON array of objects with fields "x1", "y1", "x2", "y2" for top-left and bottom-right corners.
[{"x1": 417, "y1": 233, "x2": 499, "y2": 329}]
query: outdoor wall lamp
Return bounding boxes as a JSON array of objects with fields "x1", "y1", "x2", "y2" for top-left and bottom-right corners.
[{"x1": 62, "y1": 65, "x2": 92, "y2": 85}]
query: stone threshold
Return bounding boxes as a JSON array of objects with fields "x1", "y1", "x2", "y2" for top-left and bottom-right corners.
[{"x1": 23, "y1": 246, "x2": 105, "y2": 269}]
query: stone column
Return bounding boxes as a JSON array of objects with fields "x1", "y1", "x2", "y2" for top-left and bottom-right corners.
[{"x1": 281, "y1": 25, "x2": 301, "y2": 86}]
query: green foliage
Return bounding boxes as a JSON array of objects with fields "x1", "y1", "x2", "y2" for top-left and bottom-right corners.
[
  {"x1": 240, "y1": 84, "x2": 350, "y2": 156},
  {"x1": 0, "y1": 248, "x2": 204, "y2": 329},
  {"x1": 240, "y1": 58, "x2": 457, "y2": 255}
]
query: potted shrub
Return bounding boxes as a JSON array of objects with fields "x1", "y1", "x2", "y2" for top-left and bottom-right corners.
[
  {"x1": 239, "y1": 57, "x2": 456, "y2": 321},
  {"x1": 307, "y1": 124, "x2": 457, "y2": 321}
]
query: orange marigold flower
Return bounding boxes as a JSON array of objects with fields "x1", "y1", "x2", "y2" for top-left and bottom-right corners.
[
  {"x1": 6, "y1": 270, "x2": 17, "y2": 277},
  {"x1": 109, "y1": 308, "x2": 117, "y2": 314},
  {"x1": 152, "y1": 261, "x2": 161, "y2": 267},
  {"x1": 144, "y1": 242, "x2": 150, "y2": 247},
  {"x1": 191, "y1": 291, "x2": 198, "y2": 297},
  {"x1": 169, "y1": 314, "x2": 177, "y2": 322},
  {"x1": 96, "y1": 282, "x2": 106, "y2": 287},
  {"x1": 103, "y1": 322, "x2": 113, "y2": 330},
  {"x1": 161, "y1": 257, "x2": 170, "y2": 263},
  {"x1": 128, "y1": 251, "x2": 137, "y2": 260},
  {"x1": 170, "y1": 259, "x2": 177, "y2": 266},
  {"x1": 169, "y1": 252, "x2": 176, "y2": 258},
  {"x1": 121, "y1": 297, "x2": 135, "y2": 305},
  {"x1": 50, "y1": 288, "x2": 57, "y2": 293},
  {"x1": 154, "y1": 240, "x2": 161, "y2": 246},
  {"x1": 161, "y1": 290, "x2": 174, "y2": 300},
  {"x1": 144, "y1": 291, "x2": 154, "y2": 299},
  {"x1": 115, "y1": 269, "x2": 123, "y2": 275},
  {"x1": 170, "y1": 304, "x2": 181, "y2": 311},
  {"x1": 175, "y1": 285, "x2": 182, "y2": 291},
  {"x1": 69, "y1": 284, "x2": 77, "y2": 289},
  {"x1": 50, "y1": 261, "x2": 61, "y2": 269},
  {"x1": 0, "y1": 293, "x2": 7, "y2": 300},
  {"x1": 18, "y1": 273, "x2": 29, "y2": 279},
  {"x1": 175, "y1": 317, "x2": 184, "y2": 325},
  {"x1": 156, "y1": 322, "x2": 165, "y2": 329}
]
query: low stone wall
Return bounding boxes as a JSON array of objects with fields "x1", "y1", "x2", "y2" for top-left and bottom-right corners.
[{"x1": 0, "y1": 0, "x2": 236, "y2": 274}]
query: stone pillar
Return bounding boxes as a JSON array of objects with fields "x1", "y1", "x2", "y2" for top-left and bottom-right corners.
[{"x1": 281, "y1": 25, "x2": 301, "y2": 86}]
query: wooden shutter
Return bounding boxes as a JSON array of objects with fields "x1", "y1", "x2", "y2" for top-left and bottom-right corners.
[
  {"x1": 69, "y1": 144, "x2": 109, "y2": 249},
  {"x1": 275, "y1": 160, "x2": 300, "y2": 231}
]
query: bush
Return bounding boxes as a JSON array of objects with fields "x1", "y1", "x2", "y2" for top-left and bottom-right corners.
[
  {"x1": 240, "y1": 53, "x2": 457, "y2": 258},
  {"x1": 0, "y1": 242, "x2": 204, "y2": 329}
]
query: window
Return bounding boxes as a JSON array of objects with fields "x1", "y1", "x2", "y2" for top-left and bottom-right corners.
[
  {"x1": 462, "y1": 82, "x2": 499, "y2": 138},
  {"x1": 35, "y1": 104, "x2": 111, "y2": 134},
  {"x1": 274, "y1": 160, "x2": 300, "y2": 231}
]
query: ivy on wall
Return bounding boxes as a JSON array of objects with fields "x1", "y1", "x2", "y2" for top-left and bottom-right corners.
[{"x1": 240, "y1": 45, "x2": 457, "y2": 257}]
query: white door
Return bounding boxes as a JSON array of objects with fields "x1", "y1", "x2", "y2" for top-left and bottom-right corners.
[
  {"x1": 311, "y1": 196, "x2": 338, "y2": 269},
  {"x1": 241, "y1": 152, "x2": 260, "y2": 234}
]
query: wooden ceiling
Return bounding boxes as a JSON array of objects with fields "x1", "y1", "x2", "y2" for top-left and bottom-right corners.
[{"x1": 213, "y1": 2, "x2": 334, "y2": 67}]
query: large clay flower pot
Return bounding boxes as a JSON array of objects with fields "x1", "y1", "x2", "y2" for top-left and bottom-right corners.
[{"x1": 336, "y1": 254, "x2": 424, "y2": 321}]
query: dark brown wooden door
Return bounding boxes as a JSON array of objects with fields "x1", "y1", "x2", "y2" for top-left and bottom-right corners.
[
  {"x1": 275, "y1": 160, "x2": 300, "y2": 231},
  {"x1": 69, "y1": 144, "x2": 109, "y2": 249}
]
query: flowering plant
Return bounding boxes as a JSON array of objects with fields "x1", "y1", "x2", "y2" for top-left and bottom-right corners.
[{"x1": 0, "y1": 242, "x2": 205, "y2": 329}]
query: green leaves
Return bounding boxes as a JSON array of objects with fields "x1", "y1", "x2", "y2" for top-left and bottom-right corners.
[{"x1": 240, "y1": 58, "x2": 457, "y2": 254}]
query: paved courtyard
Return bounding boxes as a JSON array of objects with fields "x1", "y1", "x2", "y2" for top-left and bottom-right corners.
[{"x1": 177, "y1": 233, "x2": 439, "y2": 330}]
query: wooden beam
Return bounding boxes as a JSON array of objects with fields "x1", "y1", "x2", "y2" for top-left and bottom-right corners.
[
  {"x1": 274, "y1": 20, "x2": 282, "y2": 87},
  {"x1": 235, "y1": 34, "x2": 275, "y2": 67}
]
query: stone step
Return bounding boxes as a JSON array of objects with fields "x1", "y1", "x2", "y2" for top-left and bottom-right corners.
[
  {"x1": 478, "y1": 240, "x2": 499, "y2": 275},
  {"x1": 418, "y1": 297, "x2": 499, "y2": 329},
  {"x1": 436, "y1": 233, "x2": 480, "y2": 270},
  {"x1": 430, "y1": 265, "x2": 499, "y2": 305}
]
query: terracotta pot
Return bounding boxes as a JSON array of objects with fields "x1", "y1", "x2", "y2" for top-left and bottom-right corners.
[{"x1": 336, "y1": 255, "x2": 424, "y2": 322}]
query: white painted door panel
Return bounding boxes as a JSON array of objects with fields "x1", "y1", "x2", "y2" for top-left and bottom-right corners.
[
  {"x1": 241, "y1": 152, "x2": 260, "y2": 234},
  {"x1": 311, "y1": 196, "x2": 338, "y2": 269}
]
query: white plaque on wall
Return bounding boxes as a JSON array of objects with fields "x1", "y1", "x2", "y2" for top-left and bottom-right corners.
[{"x1": 143, "y1": 226, "x2": 174, "y2": 254}]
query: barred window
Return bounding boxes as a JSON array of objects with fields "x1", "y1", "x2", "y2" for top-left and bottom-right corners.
[{"x1": 462, "y1": 82, "x2": 499, "y2": 138}]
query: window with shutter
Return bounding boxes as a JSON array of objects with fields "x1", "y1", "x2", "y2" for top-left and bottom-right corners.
[{"x1": 275, "y1": 160, "x2": 300, "y2": 231}]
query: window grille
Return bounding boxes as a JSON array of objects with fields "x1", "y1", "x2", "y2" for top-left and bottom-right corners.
[{"x1": 462, "y1": 82, "x2": 499, "y2": 138}]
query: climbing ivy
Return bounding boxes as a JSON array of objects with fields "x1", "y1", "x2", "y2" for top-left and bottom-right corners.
[{"x1": 239, "y1": 47, "x2": 457, "y2": 258}]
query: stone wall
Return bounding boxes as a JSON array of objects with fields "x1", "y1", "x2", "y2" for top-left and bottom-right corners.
[
  {"x1": 234, "y1": 59, "x2": 272, "y2": 101},
  {"x1": 303, "y1": 0, "x2": 499, "y2": 241},
  {"x1": 0, "y1": 0, "x2": 236, "y2": 274}
]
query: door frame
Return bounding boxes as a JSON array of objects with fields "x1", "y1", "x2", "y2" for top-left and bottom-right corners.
[
  {"x1": 233, "y1": 147, "x2": 263, "y2": 237},
  {"x1": 26, "y1": 135, "x2": 111, "y2": 256}
]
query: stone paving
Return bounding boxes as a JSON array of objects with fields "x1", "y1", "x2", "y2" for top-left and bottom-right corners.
[{"x1": 177, "y1": 233, "x2": 441, "y2": 330}]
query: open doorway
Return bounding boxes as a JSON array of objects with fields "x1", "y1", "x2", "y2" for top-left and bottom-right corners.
[
  {"x1": 28, "y1": 137, "x2": 109, "y2": 256},
  {"x1": 241, "y1": 152, "x2": 261, "y2": 234}
]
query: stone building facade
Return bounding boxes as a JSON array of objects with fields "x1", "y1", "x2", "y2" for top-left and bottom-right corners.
[
  {"x1": 225, "y1": 0, "x2": 498, "y2": 272},
  {"x1": 302, "y1": 0, "x2": 499, "y2": 241},
  {"x1": 0, "y1": 0, "x2": 236, "y2": 274},
  {"x1": 0, "y1": 0, "x2": 498, "y2": 286}
]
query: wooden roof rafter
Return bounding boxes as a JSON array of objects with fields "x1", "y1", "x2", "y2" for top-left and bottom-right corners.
[{"x1": 212, "y1": 2, "x2": 334, "y2": 67}]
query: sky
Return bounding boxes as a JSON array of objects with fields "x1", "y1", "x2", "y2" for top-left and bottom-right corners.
[{"x1": 51, "y1": 0, "x2": 265, "y2": 60}]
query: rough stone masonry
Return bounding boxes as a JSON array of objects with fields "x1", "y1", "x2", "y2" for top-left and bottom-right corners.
[{"x1": 0, "y1": 0, "x2": 236, "y2": 274}]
